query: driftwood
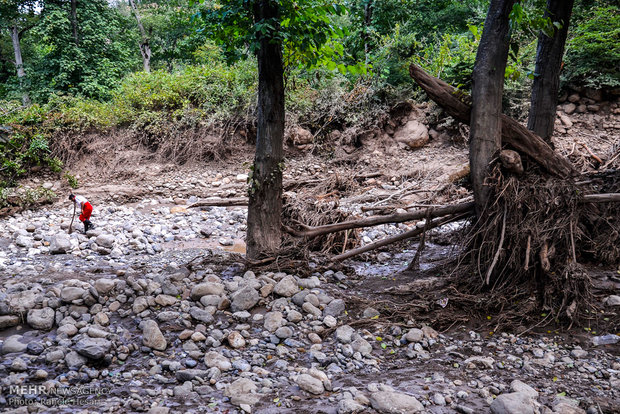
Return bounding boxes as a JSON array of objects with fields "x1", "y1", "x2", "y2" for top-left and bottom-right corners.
[
  {"x1": 284, "y1": 202, "x2": 475, "y2": 239},
  {"x1": 409, "y1": 64, "x2": 575, "y2": 178},
  {"x1": 188, "y1": 198, "x2": 248, "y2": 208},
  {"x1": 332, "y1": 213, "x2": 469, "y2": 261}
]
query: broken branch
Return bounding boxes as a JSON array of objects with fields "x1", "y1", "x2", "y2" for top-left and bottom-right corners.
[
  {"x1": 284, "y1": 202, "x2": 475, "y2": 239},
  {"x1": 332, "y1": 213, "x2": 469, "y2": 261}
]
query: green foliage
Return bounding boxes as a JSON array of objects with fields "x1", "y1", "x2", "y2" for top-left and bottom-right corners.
[
  {"x1": 412, "y1": 25, "x2": 480, "y2": 90},
  {"x1": 24, "y1": 0, "x2": 138, "y2": 101},
  {"x1": 192, "y1": 0, "x2": 362, "y2": 74},
  {"x1": 0, "y1": 125, "x2": 62, "y2": 187},
  {"x1": 63, "y1": 172, "x2": 79, "y2": 189},
  {"x1": 563, "y1": 6, "x2": 620, "y2": 89}
]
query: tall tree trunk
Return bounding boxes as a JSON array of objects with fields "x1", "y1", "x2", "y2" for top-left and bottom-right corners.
[
  {"x1": 469, "y1": 0, "x2": 516, "y2": 215},
  {"x1": 70, "y1": 0, "x2": 79, "y2": 45},
  {"x1": 128, "y1": 0, "x2": 151, "y2": 73},
  {"x1": 363, "y1": 0, "x2": 373, "y2": 66},
  {"x1": 246, "y1": 0, "x2": 285, "y2": 259},
  {"x1": 9, "y1": 25, "x2": 30, "y2": 105},
  {"x1": 527, "y1": 0, "x2": 574, "y2": 146}
]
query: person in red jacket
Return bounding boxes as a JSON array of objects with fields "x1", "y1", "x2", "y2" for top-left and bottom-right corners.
[{"x1": 69, "y1": 194, "x2": 94, "y2": 232}]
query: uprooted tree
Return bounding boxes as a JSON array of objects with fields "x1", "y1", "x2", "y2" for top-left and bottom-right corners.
[
  {"x1": 283, "y1": 0, "x2": 619, "y2": 323},
  {"x1": 407, "y1": 0, "x2": 619, "y2": 322}
]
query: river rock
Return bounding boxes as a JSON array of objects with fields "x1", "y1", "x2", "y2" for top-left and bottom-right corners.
[
  {"x1": 352, "y1": 337, "x2": 372, "y2": 356},
  {"x1": 230, "y1": 286, "x2": 260, "y2": 312},
  {"x1": 0, "y1": 315, "x2": 20, "y2": 329},
  {"x1": 338, "y1": 398, "x2": 366, "y2": 414},
  {"x1": 60, "y1": 286, "x2": 86, "y2": 302},
  {"x1": 94, "y1": 279, "x2": 115, "y2": 294},
  {"x1": 490, "y1": 392, "x2": 538, "y2": 414},
  {"x1": 75, "y1": 338, "x2": 112, "y2": 360},
  {"x1": 225, "y1": 378, "x2": 260, "y2": 406},
  {"x1": 26, "y1": 307, "x2": 55, "y2": 330},
  {"x1": 96, "y1": 234, "x2": 115, "y2": 248},
  {"x1": 274, "y1": 275, "x2": 299, "y2": 297},
  {"x1": 142, "y1": 319, "x2": 167, "y2": 350},
  {"x1": 49, "y1": 234, "x2": 71, "y2": 254},
  {"x1": 336, "y1": 325, "x2": 355, "y2": 343},
  {"x1": 369, "y1": 391, "x2": 424, "y2": 414},
  {"x1": 227, "y1": 331, "x2": 246, "y2": 348},
  {"x1": 1, "y1": 335, "x2": 28, "y2": 354},
  {"x1": 296, "y1": 373, "x2": 324, "y2": 395},
  {"x1": 405, "y1": 328, "x2": 424, "y2": 343},
  {"x1": 264, "y1": 311, "x2": 283, "y2": 332},
  {"x1": 204, "y1": 351, "x2": 231, "y2": 371},
  {"x1": 324, "y1": 299, "x2": 345, "y2": 318},
  {"x1": 191, "y1": 282, "x2": 225, "y2": 300},
  {"x1": 604, "y1": 295, "x2": 620, "y2": 306}
]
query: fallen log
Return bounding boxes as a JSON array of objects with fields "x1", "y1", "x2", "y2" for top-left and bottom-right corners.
[
  {"x1": 284, "y1": 202, "x2": 475, "y2": 239},
  {"x1": 408, "y1": 64, "x2": 575, "y2": 178},
  {"x1": 332, "y1": 213, "x2": 470, "y2": 261},
  {"x1": 188, "y1": 198, "x2": 248, "y2": 208}
]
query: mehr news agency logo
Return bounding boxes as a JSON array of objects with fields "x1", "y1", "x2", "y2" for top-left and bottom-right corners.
[{"x1": 3, "y1": 384, "x2": 110, "y2": 407}]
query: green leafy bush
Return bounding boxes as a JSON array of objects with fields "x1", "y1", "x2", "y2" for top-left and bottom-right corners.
[{"x1": 563, "y1": 6, "x2": 620, "y2": 89}]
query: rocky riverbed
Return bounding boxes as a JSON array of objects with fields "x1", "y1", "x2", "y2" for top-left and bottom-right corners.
[{"x1": 1, "y1": 194, "x2": 619, "y2": 414}]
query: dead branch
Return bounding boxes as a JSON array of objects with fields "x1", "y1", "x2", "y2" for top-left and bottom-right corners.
[
  {"x1": 581, "y1": 193, "x2": 620, "y2": 203},
  {"x1": 284, "y1": 202, "x2": 475, "y2": 239},
  {"x1": 409, "y1": 64, "x2": 575, "y2": 178},
  {"x1": 188, "y1": 198, "x2": 248, "y2": 208},
  {"x1": 332, "y1": 213, "x2": 469, "y2": 261}
]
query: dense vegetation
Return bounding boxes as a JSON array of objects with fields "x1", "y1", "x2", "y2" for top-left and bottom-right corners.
[{"x1": 0, "y1": 0, "x2": 618, "y2": 189}]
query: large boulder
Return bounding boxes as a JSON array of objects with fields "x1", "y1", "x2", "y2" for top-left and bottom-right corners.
[
  {"x1": 75, "y1": 338, "x2": 112, "y2": 360},
  {"x1": 490, "y1": 392, "x2": 538, "y2": 414},
  {"x1": 49, "y1": 234, "x2": 71, "y2": 254},
  {"x1": 394, "y1": 120, "x2": 429, "y2": 149},
  {"x1": 370, "y1": 391, "x2": 424, "y2": 414},
  {"x1": 230, "y1": 286, "x2": 260, "y2": 312},
  {"x1": 27, "y1": 307, "x2": 55, "y2": 330},
  {"x1": 142, "y1": 319, "x2": 167, "y2": 350},
  {"x1": 96, "y1": 234, "x2": 115, "y2": 249}
]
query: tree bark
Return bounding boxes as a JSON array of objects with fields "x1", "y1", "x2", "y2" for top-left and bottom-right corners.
[
  {"x1": 408, "y1": 64, "x2": 575, "y2": 178},
  {"x1": 70, "y1": 0, "x2": 79, "y2": 45},
  {"x1": 246, "y1": 0, "x2": 285, "y2": 259},
  {"x1": 363, "y1": 0, "x2": 373, "y2": 66},
  {"x1": 9, "y1": 25, "x2": 30, "y2": 105},
  {"x1": 527, "y1": 0, "x2": 574, "y2": 145},
  {"x1": 128, "y1": 0, "x2": 151, "y2": 73},
  {"x1": 470, "y1": 0, "x2": 516, "y2": 215}
]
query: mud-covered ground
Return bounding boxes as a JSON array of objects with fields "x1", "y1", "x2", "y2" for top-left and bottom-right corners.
[{"x1": 1, "y1": 99, "x2": 619, "y2": 414}]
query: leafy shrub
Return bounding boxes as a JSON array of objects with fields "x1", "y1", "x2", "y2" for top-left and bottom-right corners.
[{"x1": 563, "y1": 6, "x2": 620, "y2": 89}]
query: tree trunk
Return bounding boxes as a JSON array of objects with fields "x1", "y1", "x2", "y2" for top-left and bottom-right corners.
[
  {"x1": 128, "y1": 0, "x2": 151, "y2": 73},
  {"x1": 246, "y1": 0, "x2": 285, "y2": 259},
  {"x1": 70, "y1": 0, "x2": 79, "y2": 45},
  {"x1": 363, "y1": 0, "x2": 373, "y2": 66},
  {"x1": 9, "y1": 25, "x2": 30, "y2": 105},
  {"x1": 527, "y1": 0, "x2": 574, "y2": 145},
  {"x1": 470, "y1": 0, "x2": 516, "y2": 215}
]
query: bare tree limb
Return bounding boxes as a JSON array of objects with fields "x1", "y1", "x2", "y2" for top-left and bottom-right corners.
[
  {"x1": 284, "y1": 202, "x2": 475, "y2": 239},
  {"x1": 332, "y1": 213, "x2": 470, "y2": 261}
]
